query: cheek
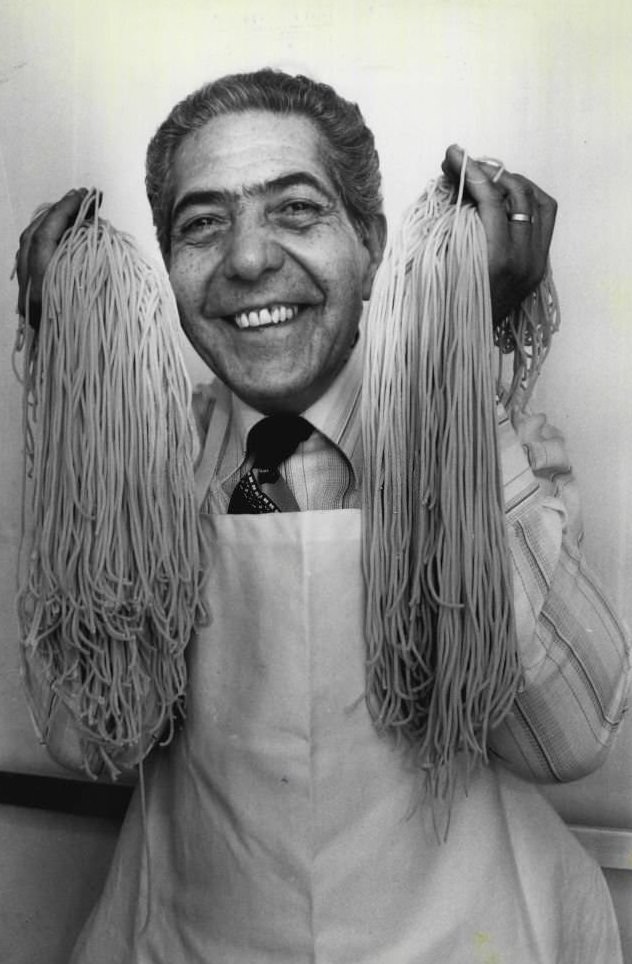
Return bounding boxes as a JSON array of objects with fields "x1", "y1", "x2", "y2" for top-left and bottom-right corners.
[
  {"x1": 168, "y1": 250, "x2": 207, "y2": 309},
  {"x1": 338, "y1": 243, "x2": 371, "y2": 301},
  {"x1": 168, "y1": 264, "x2": 189, "y2": 314},
  {"x1": 332, "y1": 261, "x2": 366, "y2": 329}
]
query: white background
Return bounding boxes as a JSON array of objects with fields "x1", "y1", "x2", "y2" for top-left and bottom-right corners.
[{"x1": 1, "y1": 0, "x2": 631, "y2": 877}]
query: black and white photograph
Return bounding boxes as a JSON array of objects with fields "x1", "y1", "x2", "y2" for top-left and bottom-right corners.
[{"x1": 1, "y1": 1, "x2": 631, "y2": 961}]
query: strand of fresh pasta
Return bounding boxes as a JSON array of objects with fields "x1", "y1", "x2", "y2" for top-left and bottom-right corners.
[
  {"x1": 15, "y1": 191, "x2": 205, "y2": 778},
  {"x1": 494, "y1": 273, "x2": 560, "y2": 409},
  {"x1": 362, "y1": 169, "x2": 559, "y2": 810}
]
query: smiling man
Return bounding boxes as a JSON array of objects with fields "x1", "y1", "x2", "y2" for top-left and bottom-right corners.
[
  {"x1": 166, "y1": 109, "x2": 384, "y2": 415},
  {"x1": 16, "y1": 69, "x2": 630, "y2": 963}
]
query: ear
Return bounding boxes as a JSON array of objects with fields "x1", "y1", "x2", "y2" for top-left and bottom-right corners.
[{"x1": 360, "y1": 214, "x2": 387, "y2": 300}]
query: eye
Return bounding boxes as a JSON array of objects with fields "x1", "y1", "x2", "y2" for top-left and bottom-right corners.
[
  {"x1": 189, "y1": 215, "x2": 223, "y2": 231},
  {"x1": 282, "y1": 200, "x2": 319, "y2": 214},
  {"x1": 274, "y1": 198, "x2": 324, "y2": 226},
  {"x1": 176, "y1": 213, "x2": 227, "y2": 242}
]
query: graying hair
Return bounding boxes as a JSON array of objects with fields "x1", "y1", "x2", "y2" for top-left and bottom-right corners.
[{"x1": 145, "y1": 68, "x2": 383, "y2": 258}]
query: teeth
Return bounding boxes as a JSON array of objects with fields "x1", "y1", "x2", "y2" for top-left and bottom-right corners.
[{"x1": 234, "y1": 304, "x2": 299, "y2": 329}]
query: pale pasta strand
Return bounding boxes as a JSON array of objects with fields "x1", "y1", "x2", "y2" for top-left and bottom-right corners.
[
  {"x1": 15, "y1": 191, "x2": 206, "y2": 777},
  {"x1": 362, "y1": 171, "x2": 559, "y2": 808}
]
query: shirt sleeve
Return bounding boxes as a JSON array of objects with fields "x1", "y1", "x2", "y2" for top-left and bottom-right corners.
[{"x1": 488, "y1": 405, "x2": 631, "y2": 782}]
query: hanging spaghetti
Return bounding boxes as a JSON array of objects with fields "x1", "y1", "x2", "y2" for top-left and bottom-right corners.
[
  {"x1": 14, "y1": 190, "x2": 205, "y2": 778},
  {"x1": 362, "y1": 165, "x2": 559, "y2": 804}
]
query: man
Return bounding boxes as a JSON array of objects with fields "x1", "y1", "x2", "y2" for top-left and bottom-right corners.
[{"x1": 16, "y1": 70, "x2": 630, "y2": 963}]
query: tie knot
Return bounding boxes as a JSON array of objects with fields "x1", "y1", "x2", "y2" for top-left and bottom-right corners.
[{"x1": 247, "y1": 415, "x2": 313, "y2": 475}]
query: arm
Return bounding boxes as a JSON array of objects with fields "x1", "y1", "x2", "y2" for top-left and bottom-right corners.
[
  {"x1": 489, "y1": 408, "x2": 631, "y2": 781},
  {"x1": 441, "y1": 146, "x2": 630, "y2": 778}
]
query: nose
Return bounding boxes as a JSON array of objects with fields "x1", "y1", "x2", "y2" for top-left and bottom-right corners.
[{"x1": 221, "y1": 211, "x2": 284, "y2": 282}]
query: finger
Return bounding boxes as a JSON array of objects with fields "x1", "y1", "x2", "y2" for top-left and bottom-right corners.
[
  {"x1": 17, "y1": 188, "x2": 100, "y2": 323},
  {"x1": 441, "y1": 145, "x2": 507, "y2": 199},
  {"x1": 491, "y1": 169, "x2": 557, "y2": 241},
  {"x1": 441, "y1": 148, "x2": 557, "y2": 229},
  {"x1": 27, "y1": 190, "x2": 89, "y2": 301},
  {"x1": 493, "y1": 171, "x2": 536, "y2": 218},
  {"x1": 441, "y1": 145, "x2": 511, "y2": 257},
  {"x1": 441, "y1": 147, "x2": 558, "y2": 318},
  {"x1": 531, "y1": 181, "x2": 557, "y2": 245},
  {"x1": 488, "y1": 171, "x2": 537, "y2": 266},
  {"x1": 16, "y1": 208, "x2": 52, "y2": 316},
  {"x1": 486, "y1": 170, "x2": 557, "y2": 293},
  {"x1": 17, "y1": 189, "x2": 85, "y2": 316},
  {"x1": 444, "y1": 150, "x2": 556, "y2": 240}
]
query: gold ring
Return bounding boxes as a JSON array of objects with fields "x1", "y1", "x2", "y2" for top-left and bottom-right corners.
[{"x1": 509, "y1": 213, "x2": 534, "y2": 224}]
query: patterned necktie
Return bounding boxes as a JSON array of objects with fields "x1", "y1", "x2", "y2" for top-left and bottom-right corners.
[{"x1": 228, "y1": 415, "x2": 313, "y2": 514}]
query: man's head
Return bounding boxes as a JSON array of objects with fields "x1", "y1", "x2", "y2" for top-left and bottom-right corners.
[
  {"x1": 146, "y1": 69, "x2": 384, "y2": 260},
  {"x1": 146, "y1": 70, "x2": 386, "y2": 414}
]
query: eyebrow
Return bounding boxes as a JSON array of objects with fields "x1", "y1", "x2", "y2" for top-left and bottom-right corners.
[{"x1": 171, "y1": 172, "x2": 336, "y2": 224}]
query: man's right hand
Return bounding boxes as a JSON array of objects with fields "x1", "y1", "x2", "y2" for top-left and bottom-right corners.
[{"x1": 16, "y1": 187, "x2": 100, "y2": 328}]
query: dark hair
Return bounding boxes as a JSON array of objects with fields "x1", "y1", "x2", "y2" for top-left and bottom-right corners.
[{"x1": 145, "y1": 68, "x2": 383, "y2": 258}]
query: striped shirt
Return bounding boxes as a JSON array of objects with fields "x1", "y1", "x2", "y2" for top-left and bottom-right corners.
[{"x1": 193, "y1": 346, "x2": 631, "y2": 784}]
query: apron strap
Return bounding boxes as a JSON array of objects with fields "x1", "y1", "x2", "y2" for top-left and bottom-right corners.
[{"x1": 194, "y1": 386, "x2": 232, "y2": 511}]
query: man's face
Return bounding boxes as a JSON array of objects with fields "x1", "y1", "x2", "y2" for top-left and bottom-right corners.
[{"x1": 167, "y1": 110, "x2": 384, "y2": 414}]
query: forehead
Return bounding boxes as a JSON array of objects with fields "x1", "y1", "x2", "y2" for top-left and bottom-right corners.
[{"x1": 171, "y1": 110, "x2": 335, "y2": 203}]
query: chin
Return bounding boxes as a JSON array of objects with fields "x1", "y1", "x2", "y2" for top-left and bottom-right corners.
[{"x1": 230, "y1": 377, "x2": 322, "y2": 415}]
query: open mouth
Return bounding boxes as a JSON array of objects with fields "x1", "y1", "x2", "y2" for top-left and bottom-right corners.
[{"x1": 230, "y1": 303, "x2": 302, "y2": 330}]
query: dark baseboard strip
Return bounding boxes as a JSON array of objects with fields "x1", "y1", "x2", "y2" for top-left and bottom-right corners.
[{"x1": 0, "y1": 771, "x2": 133, "y2": 819}]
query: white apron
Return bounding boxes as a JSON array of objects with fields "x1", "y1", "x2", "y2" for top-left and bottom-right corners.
[{"x1": 70, "y1": 506, "x2": 621, "y2": 964}]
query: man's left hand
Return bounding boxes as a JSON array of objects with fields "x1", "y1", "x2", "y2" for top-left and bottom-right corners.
[{"x1": 441, "y1": 145, "x2": 557, "y2": 323}]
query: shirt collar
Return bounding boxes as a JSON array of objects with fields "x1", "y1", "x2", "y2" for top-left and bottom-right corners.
[{"x1": 219, "y1": 334, "x2": 364, "y2": 485}]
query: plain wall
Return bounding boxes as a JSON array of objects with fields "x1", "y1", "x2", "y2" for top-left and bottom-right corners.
[
  {"x1": 1, "y1": 0, "x2": 631, "y2": 960},
  {"x1": 0, "y1": 804, "x2": 120, "y2": 964}
]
